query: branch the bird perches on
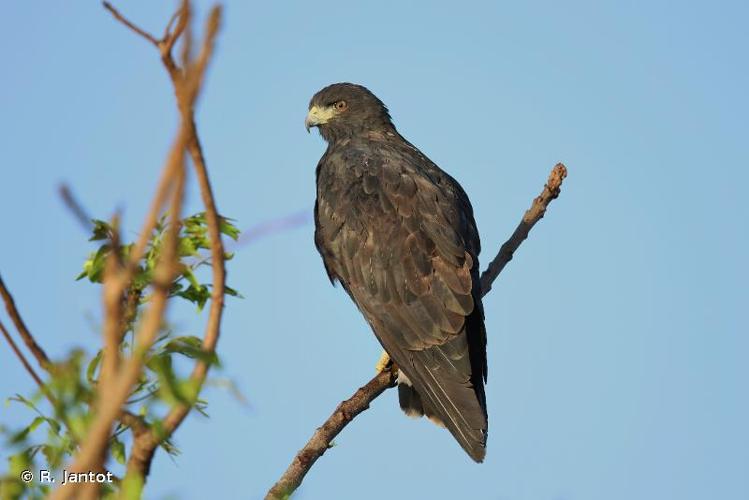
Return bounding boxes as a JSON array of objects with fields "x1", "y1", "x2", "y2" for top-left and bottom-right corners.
[{"x1": 266, "y1": 163, "x2": 568, "y2": 500}]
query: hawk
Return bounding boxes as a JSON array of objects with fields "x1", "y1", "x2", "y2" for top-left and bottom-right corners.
[{"x1": 306, "y1": 83, "x2": 488, "y2": 462}]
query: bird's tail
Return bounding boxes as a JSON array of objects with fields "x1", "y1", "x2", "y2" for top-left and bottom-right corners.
[{"x1": 394, "y1": 336, "x2": 488, "y2": 462}]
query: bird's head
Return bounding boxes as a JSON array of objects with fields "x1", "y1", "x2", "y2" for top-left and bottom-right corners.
[{"x1": 305, "y1": 83, "x2": 394, "y2": 143}]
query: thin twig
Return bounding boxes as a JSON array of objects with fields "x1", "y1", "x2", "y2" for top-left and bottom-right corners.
[
  {"x1": 266, "y1": 163, "x2": 568, "y2": 499},
  {"x1": 0, "y1": 316, "x2": 79, "y2": 443},
  {"x1": 234, "y1": 209, "x2": 310, "y2": 249},
  {"x1": 58, "y1": 183, "x2": 93, "y2": 231},
  {"x1": 102, "y1": 1, "x2": 159, "y2": 46},
  {"x1": 159, "y1": 1, "x2": 189, "y2": 81},
  {"x1": 0, "y1": 319, "x2": 45, "y2": 389},
  {"x1": 0, "y1": 274, "x2": 53, "y2": 372}
]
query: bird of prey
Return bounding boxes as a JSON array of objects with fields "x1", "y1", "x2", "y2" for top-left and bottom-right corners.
[{"x1": 306, "y1": 83, "x2": 488, "y2": 462}]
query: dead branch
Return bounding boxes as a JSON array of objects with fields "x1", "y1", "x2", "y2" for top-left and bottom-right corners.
[
  {"x1": 102, "y1": 1, "x2": 158, "y2": 45},
  {"x1": 0, "y1": 274, "x2": 53, "y2": 373},
  {"x1": 480, "y1": 163, "x2": 568, "y2": 295},
  {"x1": 0, "y1": 319, "x2": 45, "y2": 390},
  {"x1": 0, "y1": 318, "x2": 84, "y2": 443},
  {"x1": 266, "y1": 162, "x2": 568, "y2": 500},
  {"x1": 266, "y1": 370, "x2": 397, "y2": 499},
  {"x1": 58, "y1": 183, "x2": 93, "y2": 231}
]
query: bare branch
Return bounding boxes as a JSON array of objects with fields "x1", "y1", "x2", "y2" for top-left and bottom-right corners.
[
  {"x1": 161, "y1": 1, "x2": 189, "y2": 66},
  {"x1": 266, "y1": 370, "x2": 397, "y2": 499},
  {"x1": 0, "y1": 274, "x2": 53, "y2": 372},
  {"x1": 102, "y1": 1, "x2": 159, "y2": 46},
  {"x1": 58, "y1": 183, "x2": 93, "y2": 231},
  {"x1": 480, "y1": 163, "x2": 568, "y2": 295},
  {"x1": 0, "y1": 313, "x2": 80, "y2": 443},
  {"x1": 265, "y1": 163, "x2": 568, "y2": 499},
  {"x1": 0, "y1": 319, "x2": 45, "y2": 390},
  {"x1": 234, "y1": 210, "x2": 310, "y2": 249}
]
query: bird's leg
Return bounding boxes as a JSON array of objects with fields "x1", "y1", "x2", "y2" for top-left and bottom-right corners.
[{"x1": 375, "y1": 350, "x2": 398, "y2": 376}]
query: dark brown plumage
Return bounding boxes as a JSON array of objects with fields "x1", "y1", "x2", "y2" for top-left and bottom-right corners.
[{"x1": 306, "y1": 83, "x2": 488, "y2": 462}]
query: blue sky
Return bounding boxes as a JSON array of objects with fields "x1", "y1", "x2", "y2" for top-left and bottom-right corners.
[{"x1": 1, "y1": 1, "x2": 747, "y2": 499}]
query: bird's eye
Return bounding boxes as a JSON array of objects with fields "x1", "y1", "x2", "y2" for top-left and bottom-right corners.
[{"x1": 335, "y1": 100, "x2": 347, "y2": 111}]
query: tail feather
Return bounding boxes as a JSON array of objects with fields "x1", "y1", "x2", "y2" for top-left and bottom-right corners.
[
  {"x1": 409, "y1": 347, "x2": 487, "y2": 462},
  {"x1": 392, "y1": 326, "x2": 488, "y2": 462}
]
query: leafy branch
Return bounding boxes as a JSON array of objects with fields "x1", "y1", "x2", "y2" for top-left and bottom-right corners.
[{"x1": 0, "y1": 2, "x2": 233, "y2": 499}]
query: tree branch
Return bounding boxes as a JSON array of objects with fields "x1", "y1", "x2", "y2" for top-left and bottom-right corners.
[
  {"x1": 0, "y1": 319, "x2": 45, "y2": 390},
  {"x1": 0, "y1": 291, "x2": 81, "y2": 444},
  {"x1": 58, "y1": 183, "x2": 93, "y2": 231},
  {"x1": 102, "y1": 1, "x2": 159, "y2": 46},
  {"x1": 266, "y1": 162, "x2": 568, "y2": 499},
  {"x1": 266, "y1": 370, "x2": 397, "y2": 499},
  {"x1": 0, "y1": 4, "x2": 223, "y2": 498},
  {"x1": 0, "y1": 274, "x2": 53, "y2": 373},
  {"x1": 102, "y1": 0, "x2": 228, "y2": 486},
  {"x1": 480, "y1": 163, "x2": 567, "y2": 295}
]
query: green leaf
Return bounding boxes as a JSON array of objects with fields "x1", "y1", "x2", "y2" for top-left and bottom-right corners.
[
  {"x1": 111, "y1": 436, "x2": 126, "y2": 465},
  {"x1": 90, "y1": 219, "x2": 113, "y2": 241},
  {"x1": 86, "y1": 350, "x2": 102, "y2": 384},
  {"x1": 219, "y1": 216, "x2": 240, "y2": 241},
  {"x1": 41, "y1": 444, "x2": 62, "y2": 469},
  {"x1": 147, "y1": 354, "x2": 187, "y2": 406},
  {"x1": 43, "y1": 417, "x2": 61, "y2": 435},
  {"x1": 150, "y1": 420, "x2": 180, "y2": 456},
  {"x1": 7, "y1": 394, "x2": 39, "y2": 413},
  {"x1": 79, "y1": 245, "x2": 111, "y2": 283},
  {"x1": 9, "y1": 416, "x2": 46, "y2": 444},
  {"x1": 175, "y1": 284, "x2": 211, "y2": 311},
  {"x1": 163, "y1": 336, "x2": 204, "y2": 359},
  {"x1": 132, "y1": 267, "x2": 152, "y2": 290},
  {"x1": 178, "y1": 236, "x2": 199, "y2": 257},
  {"x1": 8, "y1": 449, "x2": 31, "y2": 476},
  {"x1": 224, "y1": 285, "x2": 243, "y2": 299},
  {"x1": 182, "y1": 268, "x2": 201, "y2": 290}
]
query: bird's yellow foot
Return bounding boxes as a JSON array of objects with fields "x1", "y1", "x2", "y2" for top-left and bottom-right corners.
[
  {"x1": 375, "y1": 350, "x2": 398, "y2": 376},
  {"x1": 375, "y1": 350, "x2": 391, "y2": 373}
]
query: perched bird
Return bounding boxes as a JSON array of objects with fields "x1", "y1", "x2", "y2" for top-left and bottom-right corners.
[{"x1": 306, "y1": 83, "x2": 488, "y2": 462}]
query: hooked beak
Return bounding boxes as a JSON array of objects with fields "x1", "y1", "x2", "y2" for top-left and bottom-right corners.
[{"x1": 305, "y1": 105, "x2": 335, "y2": 133}]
